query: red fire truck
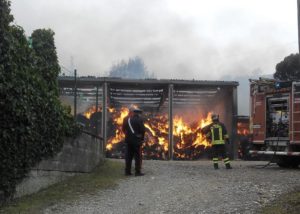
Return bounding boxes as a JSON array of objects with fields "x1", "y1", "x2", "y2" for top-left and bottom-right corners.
[{"x1": 249, "y1": 78, "x2": 300, "y2": 167}]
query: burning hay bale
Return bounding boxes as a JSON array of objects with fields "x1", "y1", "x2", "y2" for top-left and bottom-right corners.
[
  {"x1": 106, "y1": 107, "x2": 213, "y2": 160},
  {"x1": 81, "y1": 105, "x2": 214, "y2": 160}
]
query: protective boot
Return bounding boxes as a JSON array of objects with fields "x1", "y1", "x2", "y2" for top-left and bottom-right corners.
[
  {"x1": 214, "y1": 163, "x2": 219, "y2": 170},
  {"x1": 225, "y1": 163, "x2": 232, "y2": 169},
  {"x1": 125, "y1": 170, "x2": 132, "y2": 176},
  {"x1": 135, "y1": 171, "x2": 145, "y2": 176}
]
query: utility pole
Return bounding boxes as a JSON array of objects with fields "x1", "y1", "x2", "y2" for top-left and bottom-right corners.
[{"x1": 298, "y1": 0, "x2": 300, "y2": 55}]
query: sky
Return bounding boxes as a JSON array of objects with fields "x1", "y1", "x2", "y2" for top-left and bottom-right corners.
[{"x1": 11, "y1": 0, "x2": 299, "y2": 114}]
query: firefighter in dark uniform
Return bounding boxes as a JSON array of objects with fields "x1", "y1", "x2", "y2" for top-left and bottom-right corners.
[
  {"x1": 202, "y1": 114, "x2": 232, "y2": 169},
  {"x1": 122, "y1": 105, "x2": 146, "y2": 176}
]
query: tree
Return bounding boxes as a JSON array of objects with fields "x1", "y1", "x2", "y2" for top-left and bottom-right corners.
[
  {"x1": 31, "y1": 29, "x2": 61, "y2": 95},
  {"x1": 108, "y1": 56, "x2": 154, "y2": 79},
  {"x1": 274, "y1": 53, "x2": 300, "y2": 81},
  {"x1": 0, "y1": 0, "x2": 16, "y2": 71},
  {"x1": 0, "y1": 0, "x2": 74, "y2": 201}
]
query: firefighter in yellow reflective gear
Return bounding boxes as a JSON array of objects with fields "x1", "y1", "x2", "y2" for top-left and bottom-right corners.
[{"x1": 202, "y1": 113, "x2": 232, "y2": 169}]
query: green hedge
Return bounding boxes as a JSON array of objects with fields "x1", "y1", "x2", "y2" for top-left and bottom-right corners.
[{"x1": 0, "y1": 0, "x2": 76, "y2": 202}]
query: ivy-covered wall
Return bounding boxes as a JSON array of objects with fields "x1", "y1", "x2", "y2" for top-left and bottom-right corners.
[{"x1": 0, "y1": 0, "x2": 76, "y2": 201}]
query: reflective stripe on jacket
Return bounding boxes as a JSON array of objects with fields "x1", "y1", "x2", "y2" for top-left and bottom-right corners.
[{"x1": 210, "y1": 124, "x2": 225, "y2": 145}]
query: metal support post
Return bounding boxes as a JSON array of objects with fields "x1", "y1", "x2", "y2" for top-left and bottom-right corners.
[
  {"x1": 231, "y1": 86, "x2": 238, "y2": 159},
  {"x1": 102, "y1": 82, "x2": 108, "y2": 154},
  {"x1": 168, "y1": 84, "x2": 174, "y2": 160},
  {"x1": 95, "y1": 86, "x2": 99, "y2": 136}
]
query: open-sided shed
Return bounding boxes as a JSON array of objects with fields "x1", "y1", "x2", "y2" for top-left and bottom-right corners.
[{"x1": 58, "y1": 77, "x2": 239, "y2": 159}]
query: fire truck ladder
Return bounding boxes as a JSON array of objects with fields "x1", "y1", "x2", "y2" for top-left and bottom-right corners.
[{"x1": 292, "y1": 82, "x2": 300, "y2": 143}]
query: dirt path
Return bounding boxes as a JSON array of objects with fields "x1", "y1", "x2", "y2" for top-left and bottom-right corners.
[{"x1": 44, "y1": 160, "x2": 300, "y2": 214}]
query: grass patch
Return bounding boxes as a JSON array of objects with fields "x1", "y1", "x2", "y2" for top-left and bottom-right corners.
[
  {"x1": 0, "y1": 159, "x2": 124, "y2": 214},
  {"x1": 260, "y1": 188, "x2": 300, "y2": 214}
]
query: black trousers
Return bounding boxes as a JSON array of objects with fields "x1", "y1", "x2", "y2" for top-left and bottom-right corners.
[
  {"x1": 125, "y1": 143, "x2": 142, "y2": 173},
  {"x1": 212, "y1": 144, "x2": 230, "y2": 165},
  {"x1": 212, "y1": 144, "x2": 227, "y2": 159}
]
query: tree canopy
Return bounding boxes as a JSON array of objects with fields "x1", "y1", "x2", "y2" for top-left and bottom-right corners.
[
  {"x1": 108, "y1": 56, "x2": 154, "y2": 79},
  {"x1": 274, "y1": 53, "x2": 300, "y2": 81},
  {"x1": 0, "y1": 0, "x2": 74, "y2": 201},
  {"x1": 31, "y1": 29, "x2": 61, "y2": 95}
]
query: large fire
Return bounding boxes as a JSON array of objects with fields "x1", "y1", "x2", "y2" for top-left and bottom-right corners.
[
  {"x1": 172, "y1": 112, "x2": 212, "y2": 159},
  {"x1": 106, "y1": 107, "x2": 128, "y2": 146},
  {"x1": 82, "y1": 106, "x2": 213, "y2": 160}
]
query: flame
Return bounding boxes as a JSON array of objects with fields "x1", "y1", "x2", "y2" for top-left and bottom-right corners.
[
  {"x1": 106, "y1": 107, "x2": 129, "y2": 150},
  {"x1": 174, "y1": 116, "x2": 193, "y2": 136},
  {"x1": 108, "y1": 107, "x2": 115, "y2": 113},
  {"x1": 145, "y1": 123, "x2": 156, "y2": 136},
  {"x1": 172, "y1": 112, "x2": 212, "y2": 159},
  {"x1": 84, "y1": 106, "x2": 101, "y2": 119},
  {"x1": 237, "y1": 122, "x2": 249, "y2": 136},
  {"x1": 192, "y1": 112, "x2": 212, "y2": 148},
  {"x1": 106, "y1": 143, "x2": 113, "y2": 150},
  {"x1": 83, "y1": 105, "x2": 214, "y2": 159},
  {"x1": 106, "y1": 107, "x2": 212, "y2": 159}
]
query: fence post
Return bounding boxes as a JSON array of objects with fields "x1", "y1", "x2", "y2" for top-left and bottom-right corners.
[{"x1": 74, "y1": 69, "x2": 77, "y2": 118}]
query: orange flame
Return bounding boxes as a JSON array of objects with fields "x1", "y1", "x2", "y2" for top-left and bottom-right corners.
[
  {"x1": 84, "y1": 106, "x2": 101, "y2": 119},
  {"x1": 106, "y1": 107, "x2": 129, "y2": 150},
  {"x1": 237, "y1": 122, "x2": 249, "y2": 136},
  {"x1": 83, "y1": 105, "x2": 214, "y2": 159},
  {"x1": 172, "y1": 112, "x2": 212, "y2": 159}
]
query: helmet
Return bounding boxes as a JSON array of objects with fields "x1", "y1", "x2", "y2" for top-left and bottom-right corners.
[
  {"x1": 211, "y1": 113, "x2": 219, "y2": 121},
  {"x1": 129, "y1": 104, "x2": 142, "y2": 113}
]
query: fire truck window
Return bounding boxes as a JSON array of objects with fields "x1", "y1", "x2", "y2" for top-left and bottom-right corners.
[{"x1": 266, "y1": 97, "x2": 289, "y2": 138}]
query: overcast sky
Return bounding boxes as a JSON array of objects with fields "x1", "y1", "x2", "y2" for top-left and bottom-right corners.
[{"x1": 11, "y1": 0, "x2": 299, "y2": 114}]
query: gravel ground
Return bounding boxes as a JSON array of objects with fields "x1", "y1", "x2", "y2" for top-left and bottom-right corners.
[{"x1": 44, "y1": 160, "x2": 300, "y2": 214}]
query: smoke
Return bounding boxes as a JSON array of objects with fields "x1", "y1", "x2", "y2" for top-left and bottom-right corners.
[
  {"x1": 11, "y1": 0, "x2": 297, "y2": 78},
  {"x1": 222, "y1": 71, "x2": 274, "y2": 115},
  {"x1": 11, "y1": 0, "x2": 298, "y2": 114}
]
